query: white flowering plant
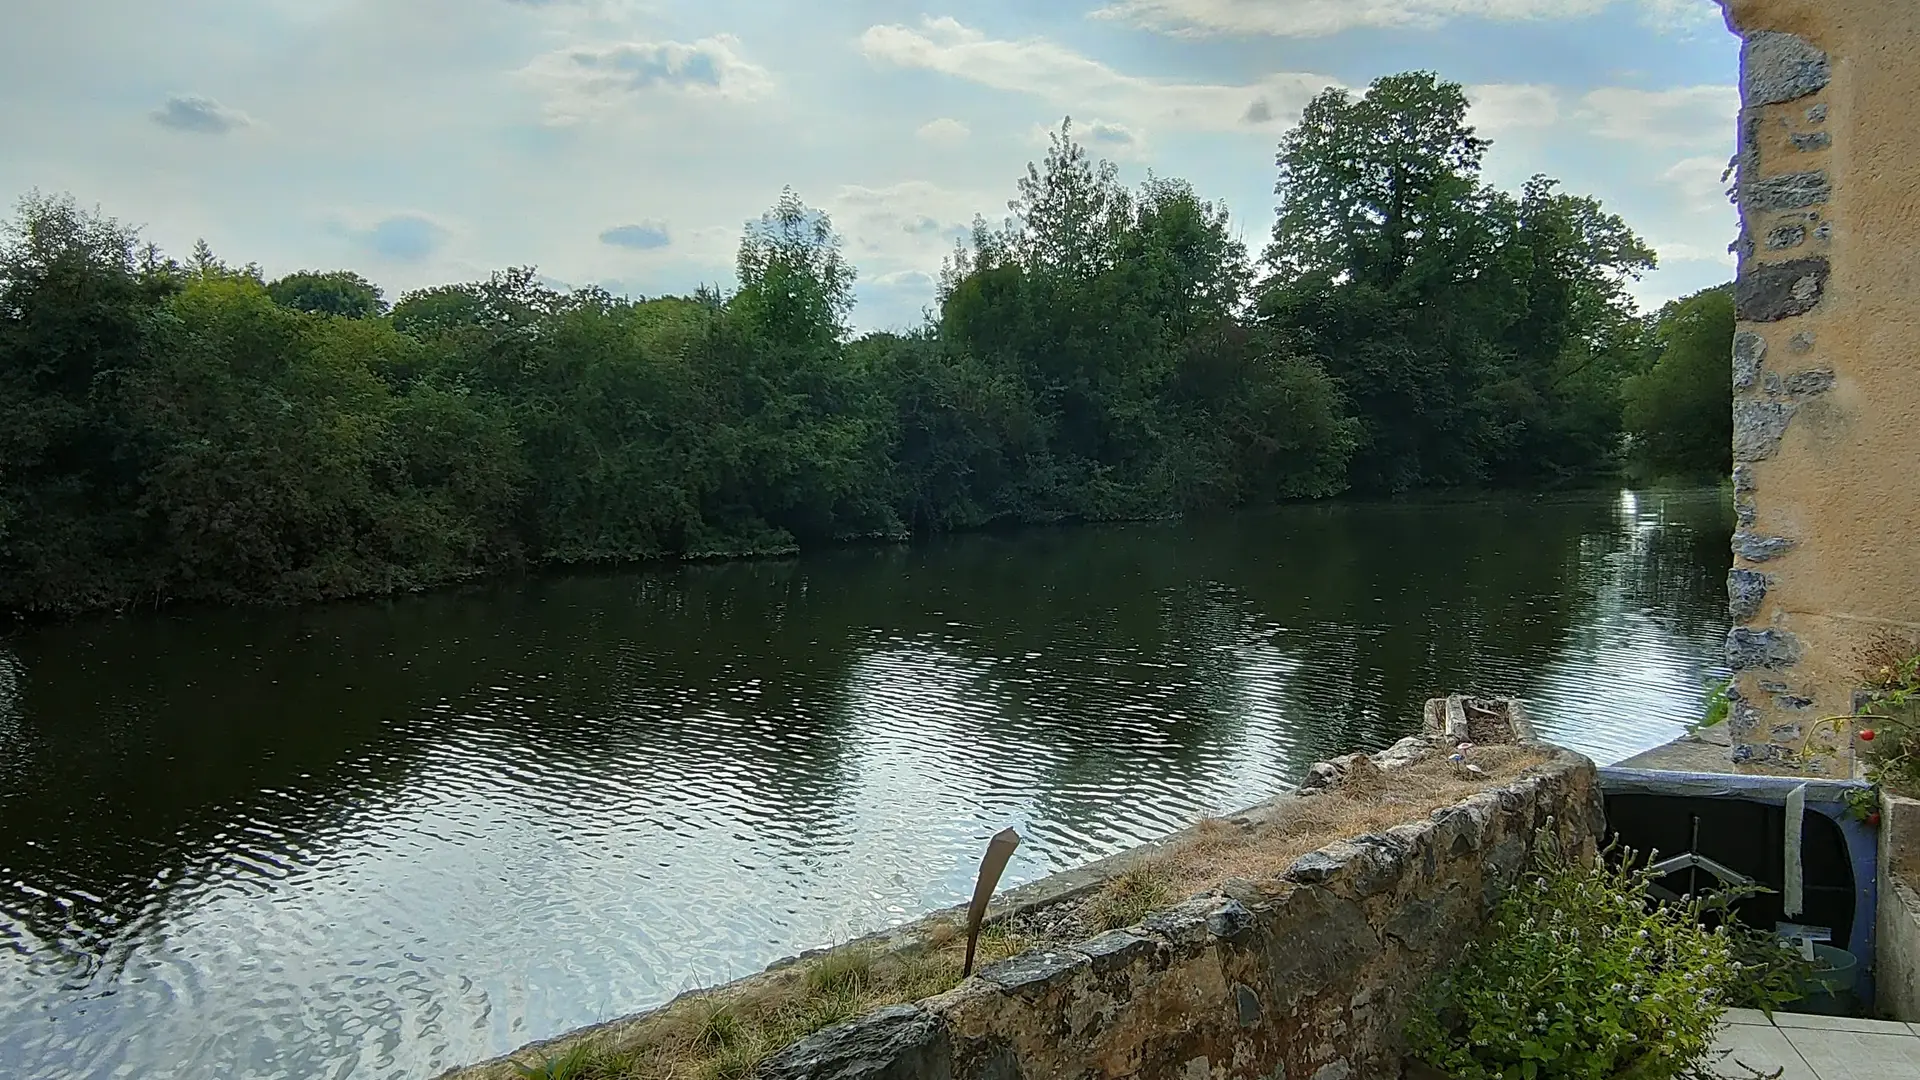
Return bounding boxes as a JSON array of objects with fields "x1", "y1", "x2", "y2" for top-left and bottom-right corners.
[{"x1": 1406, "y1": 849, "x2": 1761, "y2": 1080}]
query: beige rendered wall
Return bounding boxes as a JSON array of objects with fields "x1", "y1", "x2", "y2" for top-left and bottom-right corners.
[{"x1": 1719, "y1": 0, "x2": 1920, "y2": 775}]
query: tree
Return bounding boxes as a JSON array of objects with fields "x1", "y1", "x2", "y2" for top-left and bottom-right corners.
[
  {"x1": 1265, "y1": 72, "x2": 1488, "y2": 285},
  {"x1": 732, "y1": 187, "x2": 856, "y2": 348},
  {"x1": 0, "y1": 193, "x2": 177, "y2": 610},
  {"x1": 1261, "y1": 73, "x2": 1655, "y2": 491},
  {"x1": 1622, "y1": 285, "x2": 1735, "y2": 479},
  {"x1": 267, "y1": 270, "x2": 386, "y2": 318}
]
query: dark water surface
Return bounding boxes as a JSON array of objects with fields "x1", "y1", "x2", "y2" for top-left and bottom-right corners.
[{"x1": 0, "y1": 488, "x2": 1732, "y2": 1079}]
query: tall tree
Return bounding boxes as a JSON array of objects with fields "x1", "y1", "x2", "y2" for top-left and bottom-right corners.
[
  {"x1": 1265, "y1": 72, "x2": 1488, "y2": 286},
  {"x1": 732, "y1": 187, "x2": 856, "y2": 348},
  {"x1": 1262, "y1": 73, "x2": 1654, "y2": 492}
]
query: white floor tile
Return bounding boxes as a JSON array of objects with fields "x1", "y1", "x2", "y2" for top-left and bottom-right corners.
[
  {"x1": 1713, "y1": 1024, "x2": 1821, "y2": 1080},
  {"x1": 1780, "y1": 1029, "x2": 1920, "y2": 1079},
  {"x1": 1770, "y1": 1013, "x2": 1917, "y2": 1036}
]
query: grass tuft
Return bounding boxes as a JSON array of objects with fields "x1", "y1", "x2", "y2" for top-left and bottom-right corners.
[
  {"x1": 1087, "y1": 858, "x2": 1176, "y2": 930},
  {"x1": 512, "y1": 1043, "x2": 596, "y2": 1080},
  {"x1": 802, "y1": 946, "x2": 874, "y2": 998}
]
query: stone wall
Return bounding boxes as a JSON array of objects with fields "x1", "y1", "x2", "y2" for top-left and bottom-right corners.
[
  {"x1": 1719, "y1": 0, "x2": 1920, "y2": 773},
  {"x1": 759, "y1": 748, "x2": 1602, "y2": 1080},
  {"x1": 1879, "y1": 791, "x2": 1920, "y2": 1022}
]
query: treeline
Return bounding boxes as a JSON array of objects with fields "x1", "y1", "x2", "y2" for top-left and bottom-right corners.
[{"x1": 0, "y1": 72, "x2": 1730, "y2": 616}]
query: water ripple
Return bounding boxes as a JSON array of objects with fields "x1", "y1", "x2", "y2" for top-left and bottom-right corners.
[{"x1": 0, "y1": 488, "x2": 1732, "y2": 1079}]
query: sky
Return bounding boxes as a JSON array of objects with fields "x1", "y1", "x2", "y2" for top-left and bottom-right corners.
[{"x1": 0, "y1": 0, "x2": 1741, "y2": 333}]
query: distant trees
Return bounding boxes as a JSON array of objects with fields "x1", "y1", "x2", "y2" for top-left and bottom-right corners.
[
  {"x1": 266, "y1": 270, "x2": 386, "y2": 318},
  {"x1": 0, "y1": 73, "x2": 1727, "y2": 617},
  {"x1": 1623, "y1": 285, "x2": 1736, "y2": 479},
  {"x1": 1260, "y1": 72, "x2": 1658, "y2": 492}
]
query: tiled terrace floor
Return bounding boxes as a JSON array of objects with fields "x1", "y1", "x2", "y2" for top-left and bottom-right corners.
[{"x1": 1715, "y1": 1008, "x2": 1920, "y2": 1079}]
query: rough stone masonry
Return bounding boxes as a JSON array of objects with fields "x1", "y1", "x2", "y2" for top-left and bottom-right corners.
[
  {"x1": 1717, "y1": 0, "x2": 1920, "y2": 773},
  {"x1": 755, "y1": 728, "x2": 1601, "y2": 1080}
]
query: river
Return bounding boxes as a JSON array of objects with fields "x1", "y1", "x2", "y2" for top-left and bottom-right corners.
[{"x1": 0, "y1": 487, "x2": 1731, "y2": 1079}]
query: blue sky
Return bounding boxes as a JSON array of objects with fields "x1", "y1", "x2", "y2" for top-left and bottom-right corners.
[{"x1": 0, "y1": 0, "x2": 1740, "y2": 332}]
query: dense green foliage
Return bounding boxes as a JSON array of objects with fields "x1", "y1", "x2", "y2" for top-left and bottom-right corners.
[
  {"x1": 1263, "y1": 73, "x2": 1661, "y2": 491},
  {"x1": 1623, "y1": 285, "x2": 1736, "y2": 479},
  {"x1": 0, "y1": 72, "x2": 1729, "y2": 616},
  {"x1": 1408, "y1": 851, "x2": 1769, "y2": 1080}
]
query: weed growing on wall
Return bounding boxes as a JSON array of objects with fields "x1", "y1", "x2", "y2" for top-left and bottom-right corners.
[
  {"x1": 1857, "y1": 654, "x2": 1920, "y2": 797},
  {"x1": 1407, "y1": 850, "x2": 1751, "y2": 1080}
]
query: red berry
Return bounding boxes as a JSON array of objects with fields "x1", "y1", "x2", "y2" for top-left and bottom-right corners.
[
  {"x1": 1860, "y1": 729, "x2": 1877, "y2": 742},
  {"x1": 1869, "y1": 813, "x2": 1883, "y2": 827}
]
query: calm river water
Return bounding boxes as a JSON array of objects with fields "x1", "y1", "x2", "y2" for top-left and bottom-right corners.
[{"x1": 0, "y1": 488, "x2": 1732, "y2": 1079}]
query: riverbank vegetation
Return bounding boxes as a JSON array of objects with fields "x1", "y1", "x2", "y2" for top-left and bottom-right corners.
[{"x1": 0, "y1": 72, "x2": 1732, "y2": 616}]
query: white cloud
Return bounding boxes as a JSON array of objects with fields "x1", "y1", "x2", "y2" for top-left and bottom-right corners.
[
  {"x1": 915, "y1": 118, "x2": 971, "y2": 145},
  {"x1": 1089, "y1": 0, "x2": 1717, "y2": 38},
  {"x1": 1578, "y1": 85, "x2": 1738, "y2": 149},
  {"x1": 858, "y1": 16, "x2": 1336, "y2": 138},
  {"x1": 1465, "y1": 84, "x2": 1563, "y2": 135},
  {"x1": 825, "y1": 180, "x2": 988, "y2": 273},
  {"x1": 149, "y1": 95, "x2": 252, "y2": 136},
  {"x1": 519, "y1": 35, "x2": 774, "y2": 124},
  {"x1": 1661, "y1": 154, "x2": 1735, "y2": 214},
  {"x1": 326, "y1": 211, "x2": 454, "y2": 263}
]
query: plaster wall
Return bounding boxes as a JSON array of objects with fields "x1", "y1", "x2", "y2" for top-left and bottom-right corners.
[{"x1": 1719, "y1": 0, "x2": 1920, "y2": 773}]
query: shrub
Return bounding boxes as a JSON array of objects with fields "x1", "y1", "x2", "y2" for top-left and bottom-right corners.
[
  {"x1": 1857, "y1": 654, "x2": 1920, "y2": 797},
  {"x1": 1407, "y1": 850, "x2": 1747, "y2": 1080}
]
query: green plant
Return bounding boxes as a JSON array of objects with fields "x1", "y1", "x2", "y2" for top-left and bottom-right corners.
[
  {"x1": 1694, "y1": 889, "x2": 1818, "y2": 1014},
  {"x1": 1857, "y1": 654, "x2": 1920, "y2": 796},
  {"x1": 1842, "y1": 785, "x2": 1881, "y2": 825},
  {"x1": 693, "y1": 1004, "x2": 745, "y2": 1050},
  {"x1": 802, "y1": 946, "x2": 874, "y2": 998},
  {"x1": 512, "y1": 1042, "x2": 596, "y2": 1080},
  {"x1": 1087, "y1": 859, "x2": 1176, "y2": 930},
  {"x1": 1407, "y1": 849, "x2": 1747, "y2": 1080},
  {"x1": 1692, "y1": 677, "x2": 1732, "y2": 736}
]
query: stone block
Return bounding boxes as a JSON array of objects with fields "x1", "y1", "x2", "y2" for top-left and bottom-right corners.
[
  {"x1": 1733, "y1": 463, "x2": 1757, "y2": 494},
  {"x1": 1234, "y1": 983, "x2": 1264, "y2": 1029},
  {"x1": 1141, "y1": 896, "x2": 1254, "y2": 948},
  {"x1": 1287, "y1": 846, "x2": 1351, "y2": 885},
  {"x1": 1742, "y1": 32, "x2": 1831, "y2": 105},
  {"x1": 1766, "y1": 223, "x2": 1807, "y2": 250},
  {"x1": 1074, "y1": 929, "x2": 1156, "y2": 975},
  {"x1": 1383, "y1": 885, "x2": 1466, "y2": 954},
  {"x1": 1429, "y1": 801, "x2": 1489, "y2": 859},
  {"x1": 978, "y1": 948, "x2": 1088, "y2": 1000},
  {"x1": 1791, "y1": 131, "x2": 1832, "y2": 151},
  {"x1": 1729, "y1": 568, "x2": 1770, "y2": 622},
  {"x1": 1264, "y1": 887, "x2": 1381, "y2": 994},
  {"x1": 1746, "y1": 171, "x2": 1831, "y2": 211},
  {"x1": 1736, "y1": 257, "x2": 1829, "y2": 321},
  {"x1": 1734, "y1": 401, "x2": 1797, "y2": 461},
  {"x1": 1732, "y1": 530, "x2": 1796, "y2": 562},
  {"x1": 760, "y1": 1004, "x2": 953, "y2": 1080},
  {"x1": 1727, "y1": 627, "x2": 1804, "y2": 671},
  {"x1": 1733, "y1": 331, "x2": 1767, "y2": 389},
  {"x1": 1372, "y1": 736, "x2": 1431, "y2": 770},
  {"x1": 1789, "y1": 331, "x2": 1815, "y2": 353},
  {"x1": 1784, "y1": 368, "x2": 1836, "y2": 396}
]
